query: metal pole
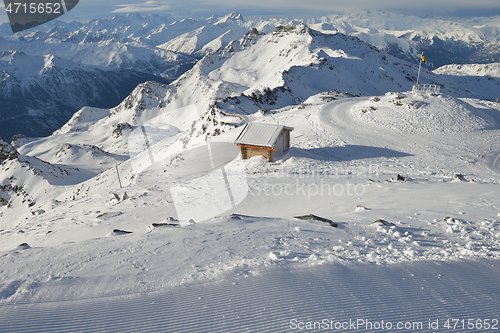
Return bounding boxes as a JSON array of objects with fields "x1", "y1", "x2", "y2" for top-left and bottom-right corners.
[
  {"x1": 116, "y1": 164, "x2": 122, "y2": 189},
  {"x1": 416, "y1": 52, "x2": 423, "y2": 86}
]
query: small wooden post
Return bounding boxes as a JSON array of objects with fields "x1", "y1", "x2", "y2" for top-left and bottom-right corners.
[{"x1": 115, "y1": 164, "x2": 122, "y2": 189}]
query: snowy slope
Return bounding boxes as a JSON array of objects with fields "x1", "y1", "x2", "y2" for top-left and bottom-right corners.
[
  {"x1": 434, "y1": 62, "x2": 500, "y2": 77},
  {"x1": 2, "y1": 260, "x2": 500, "y2": 332},
  {"x1": 0, "y1": 139, "x2": 94, "y2": 225}
]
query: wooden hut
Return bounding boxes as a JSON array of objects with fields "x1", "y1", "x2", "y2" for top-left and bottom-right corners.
[{"x1": 234, "y1": 123, "x2": 293, "y2": 162}]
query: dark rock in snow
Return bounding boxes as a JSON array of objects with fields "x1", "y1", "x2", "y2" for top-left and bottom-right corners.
[
  {"x1": 112, "y1": 229, "x2": 133, "y2": 235},
  {"x1": 152, "y1": 222, "x2": 180, "y2": 228},
  {"x1": 396, "y1": 174, "x2": 406, "y2": 181},
  {"x1": 10, "y1": 134, "x2": 28, "y2": 148},
  {"x1": 97, "y1": 212, "x2": 123, "y2": 219},
  {"x1": 0, "y1": 138, "x2": 19, "y2": 161},
  {"x1": 451, "y1": 174, "x2": 466, "y2": 182},
  {"x1": 17, "y1": 243, "x2": 31, "y2": 249},
  {"x1": 112, "y1": 123, "x2": 134, "y2": 138},
  {"x1": 444, "y1": 216, "x2": 456, "y2": 223},
  {"x1": 152, "y1": 216, "x2": 180, "y2": 227},
  {"x1": 371, "y1": 219, "x2": 396, "y2": 227},
  {"x1": 294, "y1": 214, "x2": 338, "y2": 227}
]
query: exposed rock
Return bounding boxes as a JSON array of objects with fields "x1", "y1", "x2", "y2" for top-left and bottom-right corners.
[
  {"x1": 152, "y1": 216, "x2": 180, "y2": 227},
  {"x1": 444, "y1": 216, "x2": 456, "y2": 223},
  {"x1": 0, "y1": 138, "x2": 19, "y2": 161},
  {"x1": 112, "y1": 229, "x2": 132, "y2": 235},
  {"x1": 10, "y1": 134, "x2": 28, "y2": 148},
  {"x1": 152, "y1": 222, "x2": 180, "y2": 228},
  {"x1": 112, "y1": 123, "x2": 134, "y2": 138},
  {"x1": 355, "y1": 205, "x2": 368, "y2": 212},
  {"x1": 294, "y1": 214, "x2": 338, "y2": 227},
  {"x1": 55, "y1": 143, "x2": 72, "y2": 157},
  {"x1": 249, "y1": 27, "x2": 260, "y2": 35},
  {"x1": 361, "y1": 106, "x2": 376, "y2": 113},
  {"x1": 372, "y1": 219, "x2": 395, "y2": 227},
  {"x1": 450, "y1": 174, "x2": 467, "y2": 182}
]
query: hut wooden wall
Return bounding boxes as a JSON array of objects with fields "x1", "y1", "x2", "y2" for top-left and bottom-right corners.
[{"x1": 240, "y1": 146, "x2": 273, "y2": 161}]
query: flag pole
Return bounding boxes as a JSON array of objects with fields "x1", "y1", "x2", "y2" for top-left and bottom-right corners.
[{"x1": 416, "y1": 52, "x2": 423, "y2": 86}]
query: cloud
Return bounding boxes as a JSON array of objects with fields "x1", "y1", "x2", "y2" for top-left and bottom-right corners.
[
  {"x1": 4, "y1": 0, "x2": 497, "y2": 24},
  {"x1": 112, "y1": 1, "x2": 171, "y2": 13},
  {"x1": 222, "y1": 0, "x2": 500, "y2": 17}
]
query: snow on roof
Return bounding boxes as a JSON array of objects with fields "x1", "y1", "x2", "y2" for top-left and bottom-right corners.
[{"x1": 234, "y1": 123, "x2": 293, "y2": 148}]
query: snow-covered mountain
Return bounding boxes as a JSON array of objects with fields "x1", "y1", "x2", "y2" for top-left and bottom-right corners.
[
  {"x1": 2, "y1": 11, "x2": 498, "y2": 76},
  {"x1": 0, "y1": 22, "x2": 197, "y2": 79},
  {"x1": 0, "y1": 138, "x2": 89, "y2": 219},
  {"x1": 7, "y1": 10, "x2": 498, "y2": 73},
  {"x1": 0, "y1": 12, "x2": 271, "y2": 68},
  {"x1": 307, "y1": 11, "x2": 500, "y2": 69},
  {"x1": 14, "y1": 23, "x2": 499, "y2": 159},
  {"x1": 0, "y1": 12, "x2": 266, "y2": 139},
  {"x1": 157, "y1": 12, "x2": 275, "y2": 56},
  {"x1": 1, "y1": 11, "x2": 499, "y2": 139},
  {"x1": 434, "y1": 62, "x2": 500, "y2": 77},
  {"x1": 161, "y1": 24, "x2": 499, "y2": 148},
  {"x1": 0, "y1": 50, "x2": 169, "y2": 139}
]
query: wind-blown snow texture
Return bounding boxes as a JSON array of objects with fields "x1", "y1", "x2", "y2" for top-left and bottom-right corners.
[{"x1": 1, "y1": 13, "x2": 500, "y2": 332}]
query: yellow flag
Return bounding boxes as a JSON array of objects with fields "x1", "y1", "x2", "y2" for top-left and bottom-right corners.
[{"x1": 421, "y1": 54, "x2": 428, "y2": 64}]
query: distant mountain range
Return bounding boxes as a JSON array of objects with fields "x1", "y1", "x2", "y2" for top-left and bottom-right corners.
[
  {"x1": 304, "y1": 11, "x2": 500, "y2": 69},
  {"x1": 0, "y1": 51, "x2": 169, "y2": 139},
  {"x1": 29, "y1": 23, "x2": 500, "y2": 161},
  {"x1": 0, "y1": 11, "x2": 499, "y2": 139}
]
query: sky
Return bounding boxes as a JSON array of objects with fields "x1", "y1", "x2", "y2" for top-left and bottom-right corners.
[{"x1": 1, "y1": 0, "x2": 500, "y2": 24}]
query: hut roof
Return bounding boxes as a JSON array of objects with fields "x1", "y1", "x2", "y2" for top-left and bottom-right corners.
[{"x1": 234, "y1": 123, "x2": 293, "y2": 149}]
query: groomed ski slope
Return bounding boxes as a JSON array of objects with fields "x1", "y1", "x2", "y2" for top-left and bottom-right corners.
[
  {"x1": 1, "y1": 90, "x2": 500, "y2": 331},
  {"x1": 1, "y1": 260, "x2": 500, "y2": 332}
]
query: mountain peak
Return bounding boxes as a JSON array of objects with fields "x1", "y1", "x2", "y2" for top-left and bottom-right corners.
[
  {"x1": 273, "y1": 23, "x2": 310, "y2": 35},
  {"x1": 228, "y1": 11, "x2": 242, "y2": 19},
  {"x1": 214, "y1": 11, "x2": 244, "y2": 25}
]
